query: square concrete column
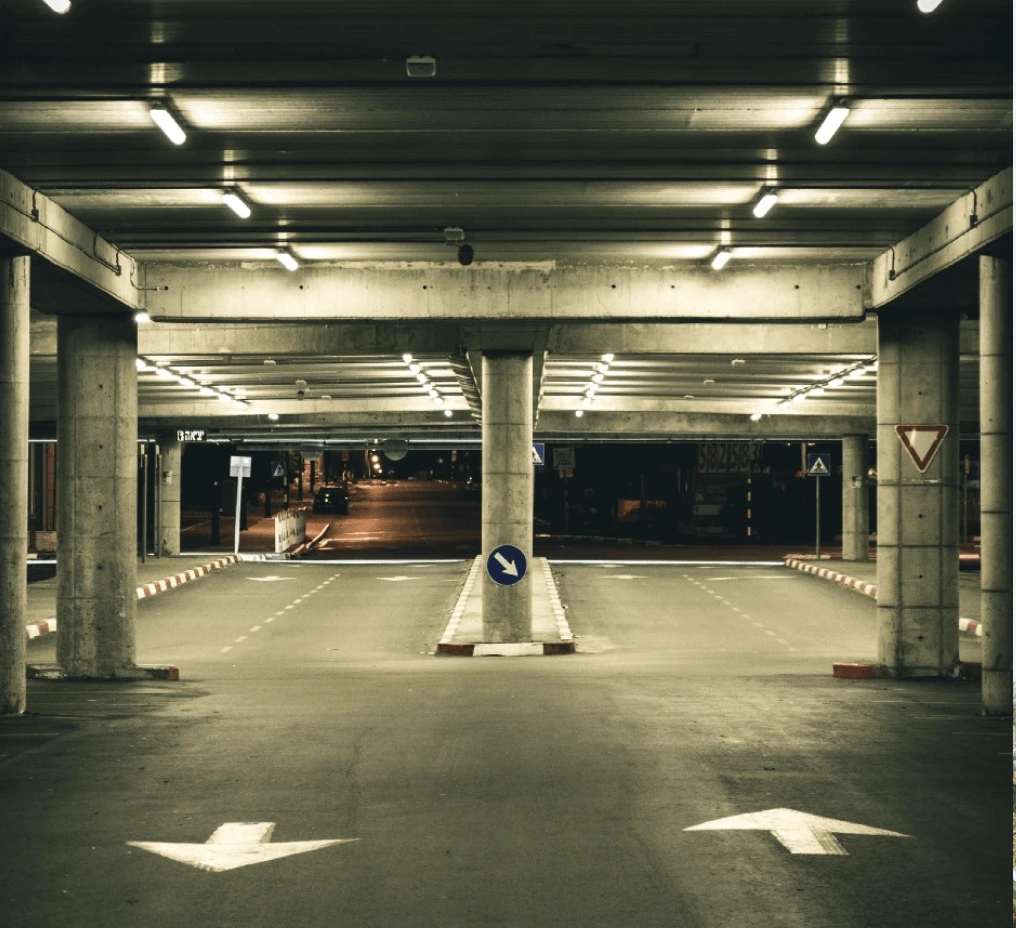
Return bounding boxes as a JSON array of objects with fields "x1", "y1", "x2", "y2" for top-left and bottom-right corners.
[
  {"x1": 841, "y1": 434, "x2": 870, "y2": 561},
  {"x1": 158, "y1": 436, "x2": 182, "y2": 557},
  {"x1": 0, "y1": 257, "x2": 30, "y2": 714},
  {"x1": 978, "y1": 256, "x2": 1012, "y2": 715},
  {"x1": 56, "y1": 314, "x2": 139, "y2": 678},
  {"x1": 876, "y1": 308, "x2": 959, "y2": 677},
  {"x1": 481, "y1": 352, "x2": 534, "y2": 642}
]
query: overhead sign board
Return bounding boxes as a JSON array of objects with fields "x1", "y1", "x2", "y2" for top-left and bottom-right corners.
[
  {"x1": 895, "y1": 425, "x2": 948, "y2": 473},
  {"x1": 806, "y1": 453, "x2": 831, "y2": 477},
  {"x1": 552, "y1": 446, "x2": 575, "y2": 469},
  {"x1": 532, "y1": 443, "x2": 545, "y2": 466},
  {"x1": 229, "y1": 455, "x2": 252, "y2": 478},
  {"x1": 176, "y1": 429, "x2": 206, "y2": 442},
  {"x1": 486, "y1": 544, "x2": 527, "y2": 586}
]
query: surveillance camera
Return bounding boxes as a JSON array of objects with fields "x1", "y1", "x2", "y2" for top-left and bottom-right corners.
[
  {"x1": 296, "y1": 389, "x2": 306, "y2": 400},
  {"x1": 457, "y1": 243, "x2": 474, "y2": 266}
]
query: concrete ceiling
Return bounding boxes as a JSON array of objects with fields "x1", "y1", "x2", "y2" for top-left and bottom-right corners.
[{"x1": 5, "y1": 0, "x2": 1011, "y2": 441}]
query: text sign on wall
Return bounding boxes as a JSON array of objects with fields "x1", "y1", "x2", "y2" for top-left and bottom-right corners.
[
  {"x1": 552, "y1": 447, "x2": 575, "y2": 469},
  {"x1": 697, "y1": 442, "x2": 751, "y2": 475},
  {"x1": 176, "y1": 429, "x2": 206, "y2": 442}
]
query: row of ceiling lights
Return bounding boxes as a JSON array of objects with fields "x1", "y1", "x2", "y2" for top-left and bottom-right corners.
[
  {"x1": 746, "y1": 356, "x2": 879, "y2": 421},
  {"x1": 574, "y1": 354, "x2": 615, "y2": 418},
  {"x1": 401, "y1": 354, "x2": 454, "y2": 418},
  {"x1": 135, "y1": 355, "x2": 280, "y2": 420}
]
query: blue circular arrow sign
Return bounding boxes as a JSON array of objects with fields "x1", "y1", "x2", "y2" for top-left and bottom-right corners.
[{"x1": 486, "y1": 544, "x2": 527, "y2": 586}]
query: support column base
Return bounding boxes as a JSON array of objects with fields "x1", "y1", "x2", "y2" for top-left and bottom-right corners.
[
  {"x1": 27, "y1": 664, "x2": 180, "y2": 681},
  {"x1": 981, "y1": 670, "x2": 1014, "y2": 716}
]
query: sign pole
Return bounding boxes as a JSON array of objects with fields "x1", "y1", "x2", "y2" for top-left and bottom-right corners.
[
  {"x1": 233, "y1": 473, "x2": 243, "y2": 552},
  {"x1": 815, "y1": 472, "x2": 821, "y2": 559}
]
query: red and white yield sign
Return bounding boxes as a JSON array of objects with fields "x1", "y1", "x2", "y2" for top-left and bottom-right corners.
[{"x1": 895, "y1": 425, "x2": 949, "y2": 473}]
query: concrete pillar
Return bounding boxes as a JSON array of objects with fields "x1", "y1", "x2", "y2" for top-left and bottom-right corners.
[
  {"x1": 481, "y1": 352, "x2": 534, "y2": 642},
  {"x1": 157, "y1": 436, "x2": 182, "y2": 557},
  {"x1": 0, "y1": 257, "x2": 30, "y2": 715},
  {"x1": 876, "y1": 308, "x2": 959, "y2": 677},
  {"x1": 978, "y1": 256, "x2": 1012, "y2": 715},
  {"x1": 56, "y1": 314, "x2": 138, "y2": 678},
  {"x1": 841, "y1": 434, "x2": 870, "y2": 561}
]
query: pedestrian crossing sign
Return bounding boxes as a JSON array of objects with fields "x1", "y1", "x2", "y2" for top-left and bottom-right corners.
[{"x1": 807, "y1": 453, "x2": 831, "y2": 477}]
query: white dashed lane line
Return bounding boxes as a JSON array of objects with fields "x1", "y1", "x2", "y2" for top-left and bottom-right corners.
[
  {"x1": 683, "y1": 572, "x2": 798, "y2": 654},
  {"x1": 219, "y1": 571, "x2": 341, "y2": 657}
]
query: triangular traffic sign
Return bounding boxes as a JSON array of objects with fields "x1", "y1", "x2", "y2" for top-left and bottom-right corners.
[
  {"x1": 894, "y1": 425, "x2": 949, "y2": 473},
  {"x1": 808, "y1": 457, "x2": 830, "y2": 476}
]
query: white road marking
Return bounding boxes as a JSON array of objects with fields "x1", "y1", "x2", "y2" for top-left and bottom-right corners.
[
  {"x1": 127, "y1": 822, "x2": 359, "y2": 873},
  {"x1": 685, "y1": 808, "x2": 909, "y2": 856},
  {"x1": 234, "y1": 636, "x2": 247, "y2": 643},
  {"x1": 245, "y1": 576, "x2": 296, "y2": 582},
  {"x1": 293, "y1": 598, "x2": 304, "y2": 603},
  {"x1": 376, "y1": 576, "x2": 421, "y2": 582},
  {"x1": 764, "y1": 630, "x2": 777, "y2": 637}
]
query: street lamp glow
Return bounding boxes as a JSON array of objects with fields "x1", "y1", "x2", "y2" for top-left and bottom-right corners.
[
  {"x1": 134, "y1": 310, "x2": 151, "y2": 324},
  {"x1": 917, "y1": 0, "x2": 945, "y2": 11},
  {"x1": 574, "y1": 409, "x2": 584, "y2": 418},
  {"x1": 41, "y1": 0, "x2": 71, "y2": 13},
  {"x1": 601, "y1": 353, "x2": 615, "y2": 363},
  {"x1": 267, "y1": 412, "x2": 279, "y2": 421}
]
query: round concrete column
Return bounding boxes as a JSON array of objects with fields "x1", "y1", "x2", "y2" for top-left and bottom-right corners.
[
  {"x1": 0, "y1": 257, "x2": 30, "y2": 714},
  {"x1": 157, "y1": 436, "x2": 182, "y2": 557},
  {"x1": 56, "y1": 314, "x2": 138, "y2": 678},
  {"x1": 876, "y1": 308, "x2": 959, "y2": 677},
  {"x1": 481, "y1": 352, "x2": 534, "y2": 643},
  {"x1": 841, "y1": 434, "x2": 870, "y2": 561},
  {"x1": 978, "y1": 256, "x2": 1012, "y2": 715}
]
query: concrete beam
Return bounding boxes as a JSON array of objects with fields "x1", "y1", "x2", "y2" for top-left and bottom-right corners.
[
  {"x1": 869, "y1": 166, "x2": 1012, "y2": 309},
  {"x1": 536, "y1": 410, "x2": 875, "y2": 440},
  {"x1": 540, "y1": 396, "x2": 873, "y2": 418},
  {"x1": 145, "y1": 263, "x2": 866, "y2": 323},
  {"x1": 0, "y1": 169, "x2": 141, "y2": 311},
  {"x1": 138, "y1": 396, "x2": 470, "y2": 419}
]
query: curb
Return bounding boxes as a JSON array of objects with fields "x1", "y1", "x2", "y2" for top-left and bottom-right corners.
[
  {"x1": 26, "y1": 555, "x2": 243, "y2": 639},
  {"x1": 26, "y1": 663, "x2": 180, "y2": 681},
  {"x1": 784, "y1": 556, "x2": 984, "y2": 637},
  {"x1": 535, "y1": 533, "x2": 662, "y2": 547},
  {"x1": 136, "y1": 554, "x2": 241, "y2": 599},
  {"x1": 436, "y1": 556, "x2": 576, "y2": 657}
]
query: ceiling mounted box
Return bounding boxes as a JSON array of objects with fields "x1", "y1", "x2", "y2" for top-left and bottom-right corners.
[{"x1": 405, "y1": 56, "x2": 437, "y2": 77}]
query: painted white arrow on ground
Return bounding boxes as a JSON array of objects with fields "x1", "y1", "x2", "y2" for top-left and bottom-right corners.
[
  {"x1": 493, "y1": 552, "x2": 518, "y2": 576},
  {"x1": 684, "y1": 808, "x2": 909, "y2": 855},
  {"x1": 245, "y1": 576, "x2": 296, "y2": 582},
  {"x1": 127, "y1": 821, "x2": 358, "y2": 872}
]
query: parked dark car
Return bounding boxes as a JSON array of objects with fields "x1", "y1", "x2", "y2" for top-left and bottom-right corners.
[{"x1": 312, "y1": 484, "x2": 349, "y2": 515}]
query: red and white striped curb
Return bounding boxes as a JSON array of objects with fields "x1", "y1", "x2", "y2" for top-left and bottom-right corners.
[
  {"x1": 136, "y1": 555, "x2": 240, "y2": 599},
  {"x1": 26, "y1": 619, "x2": 56, "y2": 639},
  {"x1": 784, "y1": 557, "x2": 878, "y2": 598},
  {"x1": 26, "y1": 555, "x2": 242, "y2": 639},
  {"x1": 784, "y1": 557, "x2": 984, "y2": 637}
]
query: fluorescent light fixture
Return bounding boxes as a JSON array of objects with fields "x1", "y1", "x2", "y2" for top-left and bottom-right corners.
[
  {"x1": 848, "y1": 366, "x2": 867, "y2": 379},
  {"x1": 149, "y1": 104, "x2": 186, "y2": 145},
  {"x1": 177, "y1": 376, "x2": 196, "y2": 388},
  {"x1": 749, "y1": 412, "x2": 763, "y2": 422},
  {"x1": 234, "y1": 399, "x2": 247, "y2": 408},
  {"x1": 432, "y1": 396, "x2": 444, "y2": 405},
  {"x1": 221, "y1": 188, "x2": 251, "y2": 218},
  {"x1": 415, "y1": 372, "x2": 428, "y2": 384},
  {"x1": 601, "y1": 353, "x2": 615, "y2": 363},
  {"x1": 134, "y1": 310, "x2": 151, "y2": 324},
  {"x1": 402, "y1": 353, "x2": 414, "y2": 364},
  {"x1": 276, "y1": 249, "x2": 299, "y2": 272},
  {"x1": 595, "y1": 363, "x2": 610, "y2": 375},
  {"x1": 866, "y1": 360, "x2": 879, "y2": 372},
  {"x1": 217, "y1": 392, "x2": 232, "y2": 402},
  {"x1": 778, "y1": 399, "x2": 790, "y2": 408},
  {"x1": 711, "y1": 248, "x2": 732, "y2": 270},
  {"x1": 443, "y1": 408, "x2": 453, "y2": 418},
  {"x1": 792, "y1": 392, "x2": 806, "y2": 403},
  {"x1": 585, "y1": 387, "x2": 598, "y2": 398},
  {"x1": 135, "y1": 358, "x2": 150, "y2": 371},
  {"x1": 917, "y1": 0, "x2": 945, "y2": 11},
  {"x1": 592, "y1": 373, "x2": 605, "y2": 384},
  {"x1": 581, "y1": 396, "x2": 593, "y2": 407},
  {"x1": 574, "y1": 409, "x2": 584, "y2": 418},
  {"x1": 199, "y1": 386, "x2": 215, "y2": 397},
  {"x1": 807, "y1": 386, "x2": 826, "y2": 397},
  {"x1": 829, "y1": 376, "x2": 845, "y2": 387},
  {"x1": 42, "y1": 0, "x2": 71, "y2": 13},
  {"x1": 155, "y1": 367, "x2": 173, "y2": 380},
  {"x1": 267, "y1": 412, "x2": 279, "y2": 421},
  {"x1": 815, "y1": 101, "x2": 850, "y2": 145},
  {"x1": 752, "y1": 188, "x2": 779, "y2": 218},
  {"x1": 409, "y1": 363, "x2": 421, "y2": 374}
]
